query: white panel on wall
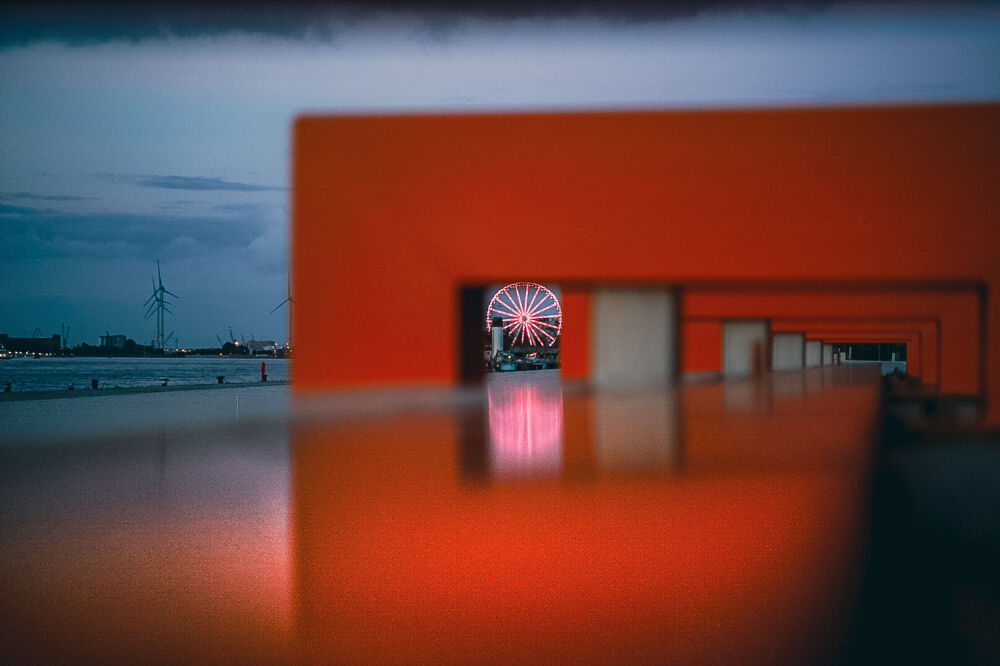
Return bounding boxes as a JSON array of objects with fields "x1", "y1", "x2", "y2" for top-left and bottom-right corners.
[
  {"x1": 772, "y1": 332, "x2": 806, "y2": 371},
  {"x1": 722, "y1": 320, "x2": 769, "y2": 377},
  {"x1": 805, "y1": 339, "x2": 822, "y2": 368},
  {"x1": 590, "y1": 288, "x2": 675, "y2": 388}
]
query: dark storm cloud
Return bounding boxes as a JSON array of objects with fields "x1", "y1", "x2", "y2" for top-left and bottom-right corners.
[
  {"x1": 0, "y1": 2, "x2": 334, "y2": 47},
  {"x1": 0, "y1": 191, "x2": 93, "y2": 202},
  {"x1": 0, "y1": 1, "x2": 847, "y2": 48},
  {"x1": 0, "y1": 202, "x2": 53, "y2": 216},
  {"x1": 100, "y1": 174, "x2": 284, "y2": 192},
  {"x1": 0, "y1": 203, "x2": 268, "y2": 262}
]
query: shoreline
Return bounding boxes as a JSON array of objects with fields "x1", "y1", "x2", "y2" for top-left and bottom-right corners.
[{"x1": 0, "y1": 380, "x2": 289, "y2": 402}]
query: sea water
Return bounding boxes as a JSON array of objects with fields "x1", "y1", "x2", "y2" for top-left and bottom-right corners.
[
  {"x1": 0, "y1": 356, "x2": 290, "y2": 392},
  {"x1": 0, "y1": 383, "x2": 291, "y2": 445}
]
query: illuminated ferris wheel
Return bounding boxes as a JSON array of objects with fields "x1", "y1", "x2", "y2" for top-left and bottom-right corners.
[{"x1": 486, "y1": 282, "x2": 562, "y2": 347}]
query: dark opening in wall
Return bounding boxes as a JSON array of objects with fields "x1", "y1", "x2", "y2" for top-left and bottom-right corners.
[
  {"x1": 482, "y1": 282, "x2": 563, "y2": 375},
  {"x1": 833, "y1": 343, "x2": 907, "y2": 362}
]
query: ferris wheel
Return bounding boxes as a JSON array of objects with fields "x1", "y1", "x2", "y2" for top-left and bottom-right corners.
[{"x1": 486, "y1": 282, "x2": 562, "y2": 347}]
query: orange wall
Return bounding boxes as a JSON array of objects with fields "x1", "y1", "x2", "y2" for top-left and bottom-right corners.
[
  {"x1": 681, "y1": 315, "x2": 936, "y2": 380},
  {"x1": 682, "y1": 320, "x2": 723, "y2": 373},
  {"x1": 770, "y1": 320, "x2": 934, "y2": 381},
  {"x1": 684, "y1": 290, "x2": 977, "y2": 393},
  {"x1": 560, "y1": 289, "x2": 590, "y2": 379},
  {"x1": 294, "y1": 104, "x2": 998, "y2": 419}
]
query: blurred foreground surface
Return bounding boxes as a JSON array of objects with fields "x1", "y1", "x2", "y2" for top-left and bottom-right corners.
[{"x1": 2, "y1": 366, "x2": 997, "y2": 663}]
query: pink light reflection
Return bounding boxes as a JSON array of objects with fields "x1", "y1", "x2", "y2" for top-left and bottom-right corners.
[{"x1": 487, "y1": 373, "x2": 563, "y2": 478}]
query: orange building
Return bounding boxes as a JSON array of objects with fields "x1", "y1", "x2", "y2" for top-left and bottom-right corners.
[
  {"x1": 287, "y1": 104, "x2": 1000, "y2": 662},
  {"x1": 293, "y1": 104, "x2": 997, "y2": 417}
]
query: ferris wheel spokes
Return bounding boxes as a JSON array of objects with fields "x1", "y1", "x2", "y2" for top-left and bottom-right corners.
[{"x1": 486, "y1": 282, "x2": 563, "y2": 348}]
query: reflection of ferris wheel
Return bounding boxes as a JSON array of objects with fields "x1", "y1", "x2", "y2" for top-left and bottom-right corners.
[{"x1": 486, "y1": 282, "x2": 562, "y2": 347}]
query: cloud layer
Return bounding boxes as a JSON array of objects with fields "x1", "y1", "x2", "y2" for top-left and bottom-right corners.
[
  {"x1": 100, "y1": 174, "x2": 284, "y2": 192},
  {"x1": 1, "y1": 199, "x2": 280, "y2": 264},
  {"x1": 1, "y1": 191, "x2": 93, "y2": 202},
  {"x1": 0, "y1": 1, "x2": 805, "y2": 47}
]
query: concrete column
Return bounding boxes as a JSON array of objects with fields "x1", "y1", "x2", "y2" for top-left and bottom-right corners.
[
  {"x1": 722, "y1": 320, "x2": 769, "y2": 377},
  {"x1": 805, "y1": 340, "x2": 822, "y2": 368},
  {"x1": 822, "y1": 343, "x2": 834, "y2": 366},
  {"x1": 590, "y1": 288, "x2": 676, "y2": 388},
  {"x1": 772, "y1": 332, "x2": 806, "y2": 371}
]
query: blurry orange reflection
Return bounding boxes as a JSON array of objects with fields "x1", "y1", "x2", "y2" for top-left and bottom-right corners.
[
  {"x1": 293, "y1": 367, "x2": 881, "y2": 664},
  {"x1": 487, "y1": 371, "x2": 563, "y2": 478}
]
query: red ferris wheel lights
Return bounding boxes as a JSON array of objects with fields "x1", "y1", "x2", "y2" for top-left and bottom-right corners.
[
  {"x1": 486, "y1": 282, "x2": 563, "y2": 347},
  {"x1": 492, "y1": 306, "x2": 520, "y2": 320},
  {"x1": 525, "y1": 284, "x2": 541, "y2": 315},
  {"x1": 501, "y1": 291, "x2": 521, "y2": 314},
  {"x1": 530, "y1": 322, "x2": 557, "y2": 344}
]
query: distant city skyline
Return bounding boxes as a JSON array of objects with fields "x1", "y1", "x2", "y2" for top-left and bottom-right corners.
[{"x1": 1, "y1": 2, "x2": 998, "y2": 347}]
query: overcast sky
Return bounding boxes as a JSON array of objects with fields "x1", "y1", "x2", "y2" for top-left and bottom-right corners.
[{"x1": 1, "y1": 2, "x2": 998, "y2": 348}]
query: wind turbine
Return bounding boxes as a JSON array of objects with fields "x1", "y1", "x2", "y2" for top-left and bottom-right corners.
[
  {"x1": 270, "y1": 273, "x2": 294, "y2": 348},
  {"x1": 270, "y1": 273, "x2": 294, "y2": 314},
  {"x1": 143, "y1": 260, "x2": 178, "y2": 350}
]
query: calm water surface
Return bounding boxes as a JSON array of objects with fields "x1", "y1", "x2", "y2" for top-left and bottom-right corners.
[{"x1": 0, "y1": 356, "x2": 290, "y2": 391}]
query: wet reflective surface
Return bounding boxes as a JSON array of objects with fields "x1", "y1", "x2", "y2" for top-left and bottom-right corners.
[
  {"x1": 2, "y1": 366, "x2": 883, "y2": 663},
  {"x1": 1, "y1": 420, "x2": 292, "y2": 663},
  {"x1": 487, "y1": 370, "x2": 563, "y2": 479}
]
